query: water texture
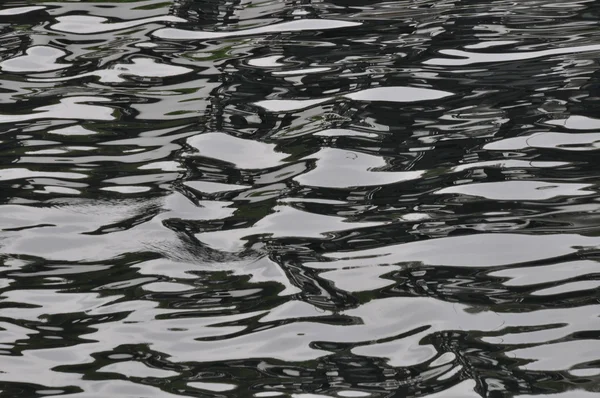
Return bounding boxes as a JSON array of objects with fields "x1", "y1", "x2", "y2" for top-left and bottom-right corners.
[{"x1": 1, "y1": 0, "x2": 600, "y2": 397}]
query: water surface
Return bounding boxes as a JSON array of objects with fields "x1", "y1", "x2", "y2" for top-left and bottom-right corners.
[{"x1": 1, "y1": 0, "x2": 600, "y2": 397}]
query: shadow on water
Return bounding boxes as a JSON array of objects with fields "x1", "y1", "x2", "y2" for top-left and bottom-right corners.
[{"x1": 1, "y1": 0, "x2": 600, "y2": 396}]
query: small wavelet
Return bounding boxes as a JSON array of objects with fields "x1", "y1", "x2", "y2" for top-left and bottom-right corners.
[{"x1": 153, "y1": 19, "x2": 362, "y2": 40}]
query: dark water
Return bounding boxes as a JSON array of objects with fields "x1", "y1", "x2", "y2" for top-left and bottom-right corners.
[{"x1": 2, "y1": 0, "x2": 600, "y2": 397}]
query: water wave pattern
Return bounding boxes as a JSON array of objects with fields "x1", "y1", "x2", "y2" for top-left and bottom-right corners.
[{"x1": 1, "y1": 0, "x2": 600, "y2": 397}]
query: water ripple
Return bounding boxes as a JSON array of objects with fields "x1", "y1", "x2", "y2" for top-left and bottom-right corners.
[{"x1": 1, "y1": 0, "x2": 600, "y2": 397}]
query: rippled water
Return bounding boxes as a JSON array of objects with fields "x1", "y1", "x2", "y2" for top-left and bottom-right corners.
[{"x1": 2, "y1": 0, "x2": 600, "y2": 397}]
